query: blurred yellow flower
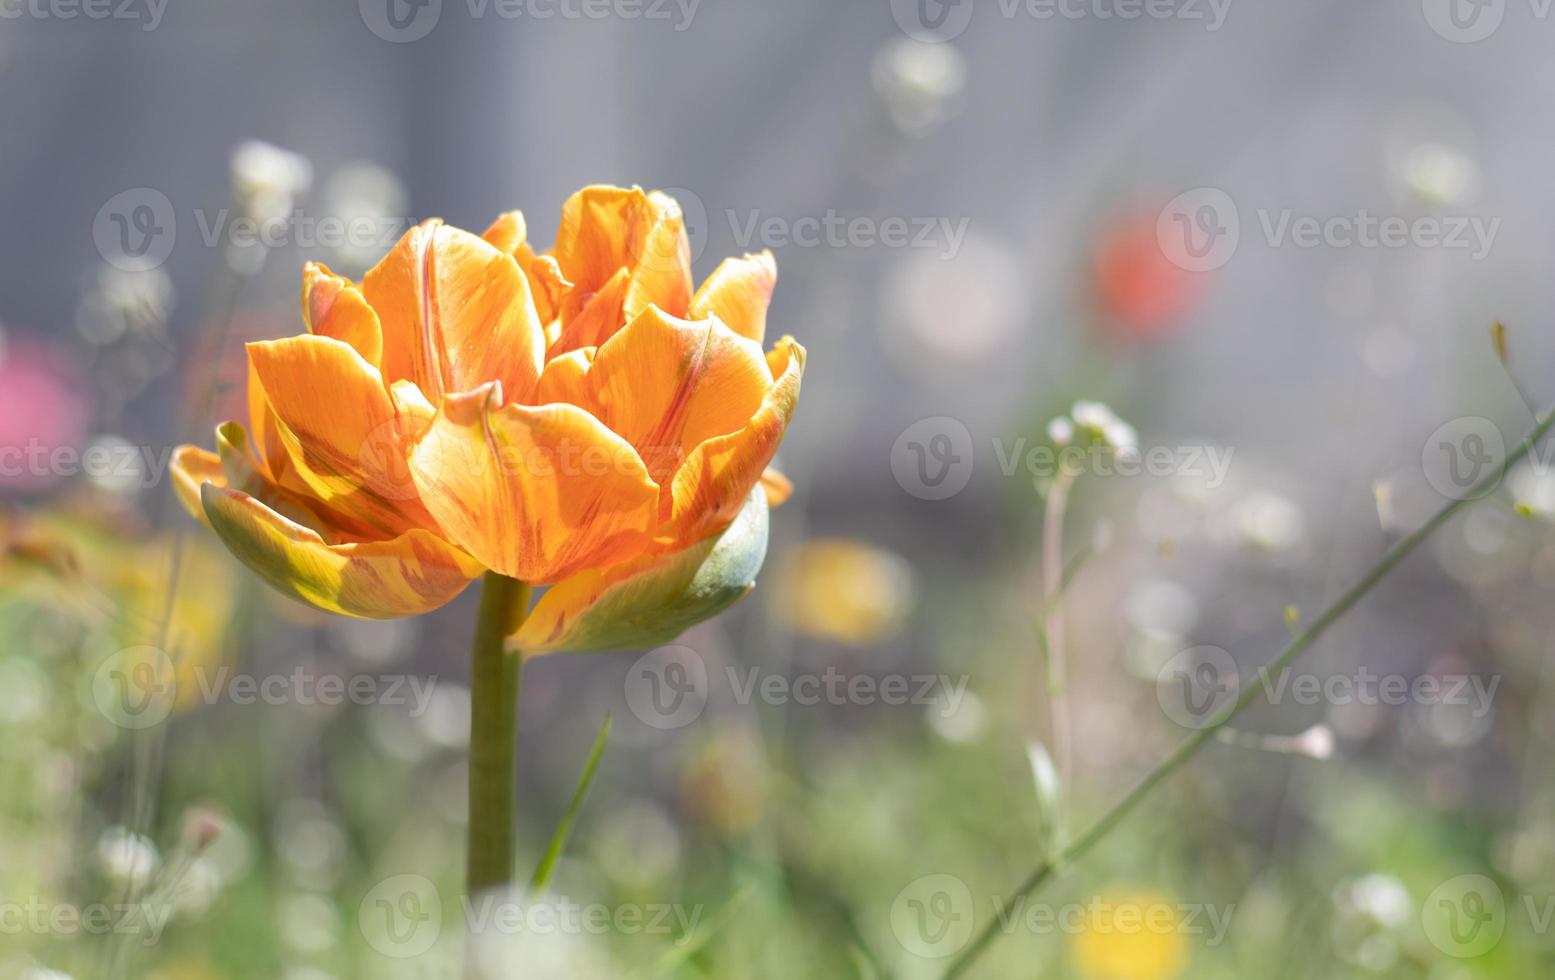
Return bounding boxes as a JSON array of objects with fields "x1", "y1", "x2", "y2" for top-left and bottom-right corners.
[
  {"x1": 0, "y1": 495, "x2": 236, "y2": 714},
  {"x1": 771, "y1": 538, "x2": 916, "y2": 646},
  {"x1": 172, "y1": 185, "x2": 804, "y2": 623},
  {"x1": 1070, "y1": 890, "x2": 1190, "y2": 980}
]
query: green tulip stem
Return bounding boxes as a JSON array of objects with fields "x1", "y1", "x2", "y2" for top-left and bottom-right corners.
[{"x1": 467, "y1": 572, "x2": 532, "y2": 900}]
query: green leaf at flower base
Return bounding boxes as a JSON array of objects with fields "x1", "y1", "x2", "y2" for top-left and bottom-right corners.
[{"x1": 509, "y1": 486, "x2": 770, "y2": 656}]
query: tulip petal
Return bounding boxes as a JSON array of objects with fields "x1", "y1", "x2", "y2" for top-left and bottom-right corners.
[
  {"x1": 408, "y1": 388, "x2": 660, "y2": 584},
  {"x1": 511, "y1": 484, "x2": 770, "y2": 656},
  {"x1": 171, "y1": 446, "x2": 223, "y2": 528},
  {"x1": 215, "y1": 420, "x2": 266, "y2": 494},
  {"x1": 248, "y1": 335, "x2": 430, "y2": 533},
  {"x1": 583, "y1": 306, "x2": 774, "y2": 483},
  {"x1": 482, "y1": 211, "x2": 568, "y2": 326},
  {"x1": 302, "y1": 262, "x2": 384, "y2": 366},
  {"x1": 362, "y1": 220, "x2": 546, "y2": 403},
  {"x1": 664, "y1": 337, "x2": 805, "y2": 544},
  {"x1": 247, "y1": 356, "x2": 291, "y2": 485},
  {"x1": 759, "y1": 467, "x2": 793, "y2": 507},
  {"x1": 554, "y1": 186, "x2": 692, "y2": 326},
  {"x1": 688, "y1": 252, "x2": 777, "y2": 344},
  {"x1": 551, "y1": 267, "x2": 629, "y2": 354},
  {"x1": 201, "y1": 483, "x2": 482, "y2": 619},
  {"x1": 533, "y1": 348, "x2": 595, "y2": 407}
]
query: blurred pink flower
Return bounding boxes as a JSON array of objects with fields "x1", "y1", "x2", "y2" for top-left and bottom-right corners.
[
  {"x1": 1090, "y1": 208, "x2": 1207, "y2": 341},
  {"x1": 0, "y1": 329, "x2": 89, "y2": 493}
]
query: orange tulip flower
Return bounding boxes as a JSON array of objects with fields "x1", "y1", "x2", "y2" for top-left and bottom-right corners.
[{"x1": 171, "y1": 186, "x2": 804, "y2": 641}]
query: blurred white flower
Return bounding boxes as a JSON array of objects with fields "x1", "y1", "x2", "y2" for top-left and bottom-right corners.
[
  {"x1": 416, "y1": 682, "x2": 471, "y2": 750},
  {"x1": 96, "y1": 827, "x2": 160, "y2": 890},
  {"x1": 278, "y1": 891, "x2": 338, "y2": 953},
  {"x1": 1229, "y1": 490, "x2": 1304, "y2": 553},
  {"x1": 870, "y1": 38, "x2": 966, "y2": 137},
  {"x1": 231, "y1": 139, "x2": 313, "y2": 221},
  {"x1": 1065, "y1": 400, "x2": 1139, "y2": 456},
  {"x1": 1509, "y1": 460, "x2": 1555, "y2": 517},
  {"x1": 1047, "y1": 416, "x2": 1075, "y2": 448},
  {"x1": 1398, "y1": 141, "x2": 1479, "y2": 209},
  {"x1": 881, "y1": 232, "x2": 1027, "y2": 369},
  {"x1": 1124, "y1": 578, "x2": 1200, "y2": 637},
  {"x1": 928, "y1": 689, "x2": 988, "y2": 744},
  {"x1": 319, "y1": 161, "x2": 409, "y2": 273},
  {"x1": 170, "y1": 855, "x2": 222, "y2": 918},
  {"x1": 274, "y1": 799, "x2": 347, "y2": 889},
  {"x1": 1336, "y1": 874, "x2": 1411, "y2": 927},
  {"x1": 1289, "y1": 724, "x2": 1336, "y2": 761},
  {"x1": 0, "y1": 657, "x2": 51, "y2": 725},
  {"x1": 84, "y1": 435, "x2": 142, "y2": 495},
  {"x1": 76, "y1": 266, "x2": 174, "y2": 345}
]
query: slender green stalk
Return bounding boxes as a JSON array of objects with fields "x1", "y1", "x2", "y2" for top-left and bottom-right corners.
[
  {"x1": 530, "y1": 713, "x2": 612, "y2": 893},
  {"x1": 466, "y1": 573, "x2": 532, "y2": 897},
  {"x1": 1041, "y1": 469, "x2": 1076, "y2": 806},
  {"x1": 941, "y1": 409, "x2": 1555, "y2": 979}
]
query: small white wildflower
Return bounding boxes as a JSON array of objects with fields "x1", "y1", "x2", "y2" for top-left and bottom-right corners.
[
  {"x1": 97, "y1": 827, "x2": 161, "y2": 890},
  {"x1": 870, "y1": 38, "x2": 967, "y2": 137},
  {"x1": 1291, "y1": 724, "x2": 1336, "y2": 761},
  {"x1": 1046, "y1": 417, "x2": 1075, "y2": 448},
  {"x1": 231, "y1": 140, "x2": 313, "y2": 221},
  {"x1": 1071, "y1": 400, "x2": 1114, "y2": 432}
]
